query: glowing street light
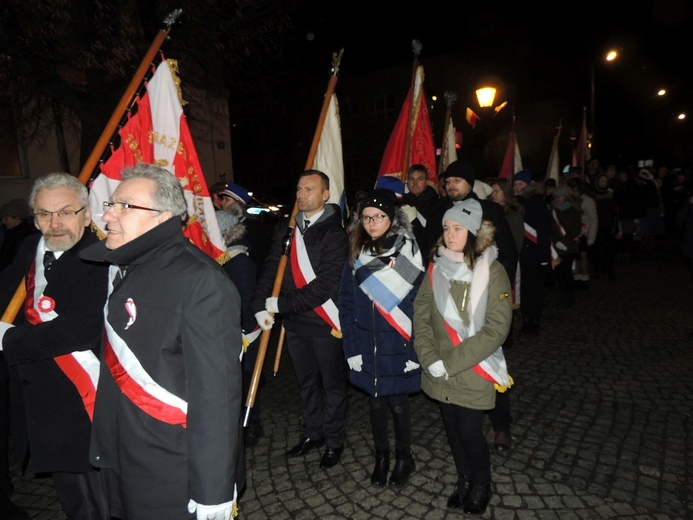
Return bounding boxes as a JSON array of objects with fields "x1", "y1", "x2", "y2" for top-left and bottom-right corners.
[{"x1": 475, "y1": 87, "x2": 497, "y2": 108}]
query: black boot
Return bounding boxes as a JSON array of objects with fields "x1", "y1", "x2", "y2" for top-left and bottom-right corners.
[
  {"x1": 388, "y1": 449, "x2": 414, "y2": 487},
  {"x1": 446, "y1": 474, "x2": 472, "y2": 509},
  {"x1": 463, "y1": 481, "x2": 492, "y2": 515},
  {"x1": 370, "y1": 449, "x2": 389, "y2": 487}
]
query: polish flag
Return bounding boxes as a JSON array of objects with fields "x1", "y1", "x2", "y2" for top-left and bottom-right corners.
[{"x1": 88, "y1": 58, "x2": 225, "y2": 263}]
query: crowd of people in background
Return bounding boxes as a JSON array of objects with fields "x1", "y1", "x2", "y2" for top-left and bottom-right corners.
[{"x1": 0, "y1": 156, "x2": 691, "y2": 519}]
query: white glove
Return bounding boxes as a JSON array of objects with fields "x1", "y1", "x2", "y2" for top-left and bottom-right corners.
[
  {"x1": 0, "y1": 322, "x2": 15, "y2": 351},
  {"x1": 187, "y1": 499, "x2": 234, "y2": 520},
  {"x1": 265, "y1": 296, "x2": 279, "y2": 314},
  {"x1": 255, "y1": 310, "x2": 274, "y2": 331},
  {"x1": 400, "y1": 204, "x2": 417, "y2": 223},
  {"x1": 403, "y1": 360, "x2": 420, "y2": 373},
  {"x1": 347, "y1": 354, "x2": 363, "y2": 372},
  {"x1": 428, "y1": 360, "x2": 449, "y2": 379}
]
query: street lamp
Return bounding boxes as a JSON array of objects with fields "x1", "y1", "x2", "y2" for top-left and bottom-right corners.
[
  {"x1": 590, "y1": 48, "x2": 619, "y2": 156},
  {"x1": 476, "y1": 87, "x2": 497, "y2": 108}
]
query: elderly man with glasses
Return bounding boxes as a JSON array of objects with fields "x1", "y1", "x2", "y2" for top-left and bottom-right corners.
[
  {"x1": 0, "y1": 172, "x2": 109, "y2": 520},
  {"x1": 80, "y1": 163, "x2": 245, "y2": 519}
]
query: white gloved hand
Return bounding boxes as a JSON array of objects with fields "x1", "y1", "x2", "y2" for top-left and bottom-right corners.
[
  {"x1": 0, "y1": 322, "x2": 15, "y2": 351},
  {"x1": 400, "y1": 204, "x2": 417, "y2": 223},
  {"x1": 187, "y1": 499, "x2": 234, "y2": 520},
  {"x1": 428, "y1": 360, "x2": 449, "y2": 379},
  {"x1": 255, "y1": 310, "x2": 274, "y2": 331},
  {"x1": 403, "y1": 360, "x2": 420, "y2": 373},
  {"x1": 347, "y1": 354, "x2": 363, "y2": 372},
  {"x1": 265, "y1": 296, "x2": 279, "y2": 314}
]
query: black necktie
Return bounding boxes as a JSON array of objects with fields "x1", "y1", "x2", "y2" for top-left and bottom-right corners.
[
  {"x1": 304, "y1": 219, "x2": 310, "y2": 231},
  {"x1": 43, "y1": 251, "x2": 55, "y2": 271}
]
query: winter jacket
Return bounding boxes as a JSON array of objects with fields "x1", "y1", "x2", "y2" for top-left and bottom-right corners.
[
  {"x1": 251, "y1": 203, "x2": 348, "y2": 337},
  {"x1": 551, "y1": 205, "x2": 582, "y2": 255},
  {"x1": 0, "y1": 231, "x2": 107, "y2": 474},
  {"x1": 339, "y1": 210, "x2": 423, "y2": 397},
  {"x1": 516, "y1": 184, "x2": 552, "y2": 266},
  {"x1": 80, "y1": 217, "x2": 245, "y2": 519},
  {"x1": 401, "y1": 185, "x2": 446, "y2": 263},
  {"x1": 413, "y1": 222, "x2": 512, "y2": 410}
]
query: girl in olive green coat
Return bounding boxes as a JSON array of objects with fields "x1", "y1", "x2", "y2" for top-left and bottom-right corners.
[{"x1": 413, "y1": 198, "x2": 513, "y2": 516}]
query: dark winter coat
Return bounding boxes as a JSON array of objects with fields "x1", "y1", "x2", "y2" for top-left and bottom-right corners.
[
  {"x1": 339, "y1": 210, "x2": 423, "y2": 397},
  {"x1": 80, "y1": 217, "x2": 245, "y2": 519},
  {"x1": 0, "y1": 231, "x2": 107, "y2": 474},
  {"x1": 251, "y1": 203, "x2": 348, "y2": 337}
]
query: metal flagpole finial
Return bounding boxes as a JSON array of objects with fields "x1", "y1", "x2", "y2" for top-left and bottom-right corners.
[
  {"x1": 163, "y1": 9, "x2": 183, "y2": 27},
  {"x1": 411, "y1": 39, "x2": 422, "y2": 56},
  {"x1": 331, "y1": 48, "x2": 344, "y2": 77},
  {"x1": 444, "y1": 91, "x2": 457, "y2": 108}
]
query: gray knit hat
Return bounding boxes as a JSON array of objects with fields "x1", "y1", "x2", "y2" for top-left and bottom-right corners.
[{"x1": 442, "y1": 198, "x2": 483, "y2": 234}]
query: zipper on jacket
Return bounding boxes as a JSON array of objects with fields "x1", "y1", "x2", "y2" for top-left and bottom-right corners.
[{"x1": 372, "y1": 303, "x2": 378, "y2": 397}]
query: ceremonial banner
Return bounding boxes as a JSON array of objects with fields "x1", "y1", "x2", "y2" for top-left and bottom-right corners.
[
  {"x1": 88, "y1": 58, "x2": 226, "y2": 263},
  {"x1": 377, "y1": 65, "x2": 436, "y2": 185},
  {"x1": 311, "y1": 93, "x2": 345, "y2": 208}
]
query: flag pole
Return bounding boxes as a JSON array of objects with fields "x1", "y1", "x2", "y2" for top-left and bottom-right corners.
[
  {"x1": 400, "y1": 40, "x2": 421, "y2": 181},
  {"x1": 1, "y1": 9, "x2": 183, "y2": 325},
  {"x1": 244, "y1": 49, "x2": 344, "y2": 424}
]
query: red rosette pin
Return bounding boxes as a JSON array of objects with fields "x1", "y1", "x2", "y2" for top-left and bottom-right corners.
[{"x1": 38, "y1": 296, "x2": 56, "y2": 313}]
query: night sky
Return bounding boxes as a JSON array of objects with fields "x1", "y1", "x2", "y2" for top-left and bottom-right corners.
[{"x1": 291, "y1": 1, "x2": 693, "y2": 168}]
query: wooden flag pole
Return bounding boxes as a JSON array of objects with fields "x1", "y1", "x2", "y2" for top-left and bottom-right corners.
[
  {"x1": 400, "y1": 40, "x2": 421, "y2": 182},
  {"x1": 244, "y1": 49, "x2": 344, "y2": 424},
  {"x1": 1, "y1": 10, "x2": 182, "y2": 325}
]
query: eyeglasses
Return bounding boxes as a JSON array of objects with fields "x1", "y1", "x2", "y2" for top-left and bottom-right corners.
[
  {"x1": 103, "y1": 201, "x2": 161, "y2": 214},
  {"x1": 33, "y1": 207, "x2": 85, "y2": 222},
  {"x1": 361, "y1": 214, "x2": 388, "y2": 224}
]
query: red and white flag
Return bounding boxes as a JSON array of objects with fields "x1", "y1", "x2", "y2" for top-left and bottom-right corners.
[
  {"x1": 499, "y1": 124, "x2": 523, "y2": 179},
  {"x1": 377, "y1": 65, "x2": 437, "y2": 186},
  {"x1": 88, "y1": 58, "x2": 225, "y2": 263},
  {"x1": 546, "y1": 122, "x2": 562, "y2": 182},
  {"x1": 311, "y1": 93, "x2": 345, "y2": 207},
  {"x1": 439, "y1": 112, "x2": 459, "y2": 175}
]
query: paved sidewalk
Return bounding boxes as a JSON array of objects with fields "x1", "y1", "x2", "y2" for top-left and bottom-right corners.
[{"x1": 9, "y1": 241, "x2": 693, "y2": 519}]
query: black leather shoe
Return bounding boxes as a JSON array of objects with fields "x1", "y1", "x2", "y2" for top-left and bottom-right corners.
[
  {"x1": 370, "y1": 450, "x2": 390, "y2": 487},
  {"x1": 446, "y1": 474, "x2": 472, "y2": 509},
  {"x1": 494, "y1": 431, "x2": 512, "y2": 456},
  {"x1": 286, "y1": 437, "x2": 325, "y2": 457},
  {"x1": 319, "y1": 446, "x2": 343, "y2": 468},
  {"x1": 463, "y1": 481, "x2": 492, "y2": 515}
]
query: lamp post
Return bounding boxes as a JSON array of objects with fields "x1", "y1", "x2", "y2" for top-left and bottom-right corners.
[{"x1": 590, "y1": 49, "x2": 619, "y2": 157}]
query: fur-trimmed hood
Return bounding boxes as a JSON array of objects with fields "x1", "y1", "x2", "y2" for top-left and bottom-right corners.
[{"x1": 474, "y1": 219, "x2": 496, "y2": 254}]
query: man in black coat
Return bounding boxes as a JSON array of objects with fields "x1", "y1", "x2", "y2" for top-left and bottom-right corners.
[
  {"x1": 401, "y1": 164, "x2": 446, "y2": 266},
  {"x1": 0, "y1": 172, "x2": 109, "y2": 520},
  {"x1": 440, "y1": 159, "x2": 518, "y2": 457},
  {"x1": 251, "y1": 170, "x2": 349, "y2": 469}
]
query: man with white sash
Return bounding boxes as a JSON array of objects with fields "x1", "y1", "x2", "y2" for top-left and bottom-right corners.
[
  {"x1": 0, "y1": 172, "x2": 109, "y2": 520},
  {"x1": 252, "y1": 170, "x2": 349, "y2": 470},
  {"x1": 80, "y1": 164, "x2": 245, "y2": 519}
]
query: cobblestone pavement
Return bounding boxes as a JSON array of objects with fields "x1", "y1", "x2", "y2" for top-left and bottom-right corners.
[{"x1": 10, "y1": 240, "x2": 693, "y2": 519}]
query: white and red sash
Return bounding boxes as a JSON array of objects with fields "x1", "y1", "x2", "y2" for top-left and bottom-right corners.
[
  {"x1": 25, "y1": 246, "x2": 100, "y2": 421},
  {"x1": 374, "y1": 303, "x2": 412, "y2": 342},
  {"x1": 103, "y1": 268, "x2": 188, "y2": 427},
  {"x1": 429, "y1": 248, "x2": 511, "y2": 389},
  {"x1": 289, "y1": 226, "x2": 341, "y2": 337}
]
